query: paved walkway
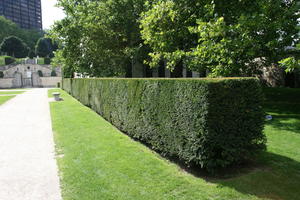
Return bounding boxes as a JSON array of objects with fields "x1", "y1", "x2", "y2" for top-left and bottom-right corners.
[
  {"x1": 0, "y1": 89, "x2": 61, "y2": 200},
  {"x1": 0, "y1": 90, "x2": 28, "y2": 92},
  {"x1": 0, "y1": 94, "x2": 17, "y2": 96}
]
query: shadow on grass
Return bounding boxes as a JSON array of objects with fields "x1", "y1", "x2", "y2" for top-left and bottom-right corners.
[
  {"x1": 214, "y1": 152, "x2": 300, "y2": 200},
  {"x1": 159, "y1": 149, "x2": 300, "y2": 200},
  {"x1": 264, "y1": 115, "x2": 300, "y2": 134}
]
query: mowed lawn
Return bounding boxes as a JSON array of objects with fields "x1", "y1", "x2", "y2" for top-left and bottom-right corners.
[
  {"x1": 0, "y1": 95, "x2": 15, "y2": 105},
  {"x1": 49, "y1": 88, "x2": 300, "y2": 200},
  {"x1": 0, "y1": 91, "x2": 25, "y2": 95}
]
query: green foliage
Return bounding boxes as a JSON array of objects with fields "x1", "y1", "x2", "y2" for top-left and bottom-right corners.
[
  {"x1": 0, "y1": 71, "x2": 4, "y2": 78},
  {"x1": 0, "y1": 96, "x2": 15, "y2": 105},
  {"x1": 28, "y1": 50, "x2": 36, "y2": 59},
  {"x1": 49, "y1": 88, "x2": 300, "y2": 200},
  {"x1": 51, "y1": 50, "x2": 73, "y2": 78},
  {"x1": 35, "y1": 37, "x2": 57, "y2": 57},
  {"x1": 279, "y1": 57, "x2": 300, "y2": 73},
  {"x1": 279, "y1": 43, "x2": 300, "y2": 73},
  {"x1": 44, "y1": 57, "x2": 51, "y2": 65},
  {"x1": 4, "y1": 56, "x2": 15, "y2": 65},
  {"x1": 63, "y1": 78, "x2": 265, "y2": 171},
  {"x1": 0, "y1": 36, "x2": 29, "y2": 58},
  {"x1": 37, "y1": 58, "x2": 44, "y2": 65},
  {"x1": 37, "y1": 70, "x2": 43, "y2": 77},
  {"x1": 140, "y1": 0, "x2": 300, "y2": 77},
  {"x1": 0, "y1": 16, "x2": 43, "y2": 50},
  {"x1": 51, "y1": 70, "x2": 57, "y2": 77},
  {"x1": 50, "y1": 0, "x2": 150, "y2": 77}
]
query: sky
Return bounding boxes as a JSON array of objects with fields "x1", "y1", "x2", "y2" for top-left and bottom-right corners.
[{"x1": 41, "y1": 0, "x2": 65, "y2": 30}]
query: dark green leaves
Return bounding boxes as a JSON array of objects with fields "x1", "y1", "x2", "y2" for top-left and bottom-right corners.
[{"x1": 63, "y1": 78, "x2": 266, "y2": 171}]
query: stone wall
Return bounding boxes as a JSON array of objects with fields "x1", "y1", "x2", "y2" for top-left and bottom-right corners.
[
  {"x1": 0, "y1": 78, "x2": 13, "y2": 89},
  {"x1": 40, "y1": 77, "x2": 62, "y2": 87},
  {"x1": 1, "y1": 64, "x2": 61, "y2": 78},
  {"x1": 0, "y1": 64, "x2": 62, "y2": 88}
]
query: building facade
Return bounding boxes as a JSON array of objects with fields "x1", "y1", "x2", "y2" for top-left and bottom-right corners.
[{"x1": 0, "y1": 0, "x2": 42, "y2": 30}]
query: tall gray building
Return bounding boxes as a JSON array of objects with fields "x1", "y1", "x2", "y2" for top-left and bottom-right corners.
[{"x1": 0, "y1": 0, "x2": 42, "y2": 30}]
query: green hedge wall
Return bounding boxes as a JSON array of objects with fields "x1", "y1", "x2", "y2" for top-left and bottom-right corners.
[{"x1": 63, "y1": 78, "x2": 266, "y2": 170}]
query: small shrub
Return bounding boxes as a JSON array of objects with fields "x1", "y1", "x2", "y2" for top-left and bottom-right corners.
[
  {"x1": 0, "y1": 71, "x2": 4, "y2": 78},
  {"x1": 51, "y1": 70, "x2": 57, "y2": 77},
  {"x1": 44, "y1": 57, "x2": 51, "y2": 64},
  {"x1": 37, "y1": 70, "x2": 43, "y2": 77},
  {"x1": 4, "y1": 56, "x2": 15, "y2": 65},
  {"x1": 63, "y1": 78, "x2": 266, "y2": 172}
]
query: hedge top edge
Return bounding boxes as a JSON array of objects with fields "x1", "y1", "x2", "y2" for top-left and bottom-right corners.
[{"x1": 68, "y1": 77, "x2": 258, "y2": 81}]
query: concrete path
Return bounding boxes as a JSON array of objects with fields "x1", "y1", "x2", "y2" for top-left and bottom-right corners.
[
  {"x1": 0, "y1": 90, "x2": 28, "y2": 92},
  {"x1": 0, "y1": 89, "x2": 62, "y2": 200},
  {"x1": 0, "y1": 94, "x2": 17, "y2": 96}
]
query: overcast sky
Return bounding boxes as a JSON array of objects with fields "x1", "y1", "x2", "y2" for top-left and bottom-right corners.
[{"x1": 41, "y1": 0, "x2": 65, "y2": 30}]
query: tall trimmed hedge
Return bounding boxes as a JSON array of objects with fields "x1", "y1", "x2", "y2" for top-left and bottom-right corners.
[{"x1": 63, "y1": 78, "x2": 266, "y2": 170}]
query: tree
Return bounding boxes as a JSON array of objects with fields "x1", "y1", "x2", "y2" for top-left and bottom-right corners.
[
  {"x1": 279, "y1": 43, "x2": 300, "y2": 72},
  {"x1": 51, "y1": 49, "x2": 74, "y2": 78},
  {"x1": 28, "y1": 50, "x2": 36, "y2": 59},
  {"x1": 0, "y1": 16, "x2": 43, "y2": 51},
  {"x1": 50, "y1": 0, "x2": 151, "y2": 77},
  {"x1": 0, "y1": 36, "x2": 29, "y2": 58},
  {"x1": 140, "y1": 0, "x2": 300, "y2": 77},
  {"x1": 35, "y1": 37, "x2": 57, "y2": 57}
]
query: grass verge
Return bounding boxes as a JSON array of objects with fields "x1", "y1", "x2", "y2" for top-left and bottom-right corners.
[
  {"x1": 49, "y1": 88, "x2": 300, "y2": 200},
  {"x1": 0, "y1": 95, "x2": 16, "y2": 105},
  {"x1": 0, "y1": 91, "x2": 25, "y2": 95},
  {"x1": 0, "y1": 56, "x2": 4, "y2": 66}
]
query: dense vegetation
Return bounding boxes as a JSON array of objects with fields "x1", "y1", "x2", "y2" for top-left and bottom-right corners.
[
  {"x1": 49, "y1": 87, "x2": 300, "y2": 200},
  {"x1": 35, "y1": 38, "x2": 58, "y2": 58},
  {"x1": 0, "y1": 16, "x2": 43, "y2": 51},
  {"x1": 140, "y1": 0, "x2": 299, "y2": 77},
  {"x1": 0, "y1": 16, "x2": 57, "y2": 62},
  {"x1": 51, "y1": 0, "x2": 299, "y2": 78},
  {"x1": 0, "y1": 36, "x2": 28, "y2": 58},
  {"x1": 63, "y1": 78, "x2": 265, "y2": 170}
]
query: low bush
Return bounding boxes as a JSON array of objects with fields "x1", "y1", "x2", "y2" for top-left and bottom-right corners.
[
  {"x1": 37, "y1": 70, "x2": 43, "y2": 77},
  {"x1": 44, "y1": 57, "x2": 51, "y2": 65},
  {"x1": 51, "y1": 70, "x2": 57, "y2": 77},
  {"x1": 4, "y1": 56, "x2": 15, "y2": 65},
  {"x1": 28, "y1": 50, "x2": 35, "y2": 59},
  {"x1": 63, "y1": 78, "x2": 266, "y2": 171}
]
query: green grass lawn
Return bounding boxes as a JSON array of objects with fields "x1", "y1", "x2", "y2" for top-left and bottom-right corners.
[
  {"x1": 0, "y1": 56, "x2": 5, "y2": 66},
  {"x1": 49, "y1": 88, "x2": 300, "y2": 200},
  {"x1": 0, "y1": 91, "x2": 25, "y2": 95},
  {"x1": 0, "y1": 95, "x2": 16, "y2": 105}
]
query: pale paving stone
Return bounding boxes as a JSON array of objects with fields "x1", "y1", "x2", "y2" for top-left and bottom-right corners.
[{"x1": 0, "y1": 88, "x2": 62, "y2": 200}]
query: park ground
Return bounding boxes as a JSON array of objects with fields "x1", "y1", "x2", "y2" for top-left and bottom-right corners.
[
  {"x1": 47, "y1": 88, "x2": 300, "y2": 200},
  {"x1": 0, "y1": 90, "x2": 26, "y2": 105},
  {"x1": 0, "y1": 89, "x2": 61, "y2": 200}
]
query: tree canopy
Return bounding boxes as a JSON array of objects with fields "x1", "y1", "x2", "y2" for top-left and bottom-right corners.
[
  {"x1": 35, "y1": 37, "x2": 58, "y2": 57},
  {"x1": 140, "y1": 0, "x2": 300, "y2": 77},
  {"x1": 0, "y1": 36, "x2": 29, "y2": 58},
  {"x1": 0, "y1": 16, "x2": 43, "y2": 52},
  {"x1": 51, "y1": 0, "x2": 299, "y2": 77},
  {"x1": 50, "y1": 0, "x2": 150, "y2": 77}
]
